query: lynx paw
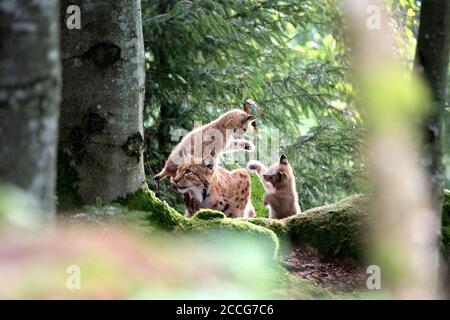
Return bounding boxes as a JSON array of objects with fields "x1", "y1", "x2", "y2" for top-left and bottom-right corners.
[
  {"x1": 247, "y1": 161, "x2": 261, "y2": 172},
  {"x1": 243, "y1": 141, "x2": 255, "y2": 152}
]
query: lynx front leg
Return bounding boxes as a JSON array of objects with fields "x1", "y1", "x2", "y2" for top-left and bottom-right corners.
[
  {"x1": 224, "y1": 139, "x2": 255, "y2": 153},
  {"x1": 248, "y1": 160, "x2": 273, "y2": 192},
  {"x1": 243, "y1": 200, "x2": 256, "y2": 218},
  {"x1": 183, "y1": 192, "x2": 200, "y2": 217}
]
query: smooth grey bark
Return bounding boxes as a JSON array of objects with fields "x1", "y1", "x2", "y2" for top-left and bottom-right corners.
[
  {"x1": 59, "y1": 0, "x2": 146, "y2": 205},
  {"x1": 0, "y1": 0, "x2": 61, "y2": 217},
  {"x1": 414, "y1": 0, "x2": 450, "y2": 213}
]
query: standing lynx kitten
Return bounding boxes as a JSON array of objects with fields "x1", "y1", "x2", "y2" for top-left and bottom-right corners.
[{"x1": 248, "y1": 155, "x2": 301, "y2": 219}]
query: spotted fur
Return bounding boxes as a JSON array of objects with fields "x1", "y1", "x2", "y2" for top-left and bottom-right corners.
[{"x1": 172, "y1": 160, "x2": 255, "y2": 218}]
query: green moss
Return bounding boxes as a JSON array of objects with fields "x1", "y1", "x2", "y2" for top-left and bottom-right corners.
[
  {"x1": 117, "y1": 187, "x2": 279, "y2": 258},
  {"x1": 247, "y1": 217, "x2": 290, "y2": 254},
  {"x1": 250, "y1": 174, "x2": 269, "y2": 218},
  {"x1": 247, "y1": 218, "x2": 288, "y2": 240},
  {"x1": 117, "y1": 187, "x2": 187, "y2": 231},
  {"x1": 56, "y1": 148, "x2": 83, "y2": 211},
  {"x1": 444, "y1": 189, "x2": 450, "y2": 217},
  {"x1": 192, "y1": 209, "x2": 226, "y2": 220},
  {"x1": 284, "y1": 194, "x2": 369, "y2": 261},
  {"x1": 277, "y1": 190, "x2": 450, "y2": 261},
  {"x1": 190, "y1": 217, "x2": 280, "y2": 259}
]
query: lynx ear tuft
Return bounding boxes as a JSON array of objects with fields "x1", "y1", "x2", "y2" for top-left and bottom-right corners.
[{"x1": 280, "y1": 154, "x2": 288, "y2": 165}]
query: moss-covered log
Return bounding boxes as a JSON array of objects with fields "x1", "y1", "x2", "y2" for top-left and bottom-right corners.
[
  {"x1": 283, "y1": 195, "x2": 369, "y2": 261},
  {"x1": 119, "y1": 187, "x2": 450, "y2": 262},
  {"x1": 250, "y1": 191, "x2": 450, "y2": 261},
  {"x1": 247, "y1": 195, "x2": 369, "y2": 261},
  {"x1": 118, "y1": 187, "x2": 279, "y2": 259}
]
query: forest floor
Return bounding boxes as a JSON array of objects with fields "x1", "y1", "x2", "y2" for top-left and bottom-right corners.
[
  {"x1": 282, "y1": 247, "x2": 367, "y2": 294},
  {"x1": 60, "y1": 206, "x2": 373, "y2": 298}
]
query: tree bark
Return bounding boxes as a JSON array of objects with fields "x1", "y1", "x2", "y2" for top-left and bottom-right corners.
[
  {"x1": 0, "y1": 0, "x2": 61, "y2": 217},
  {"x1": 59, "y1": 0, "x2": 146, "y2": 205},
  {"x1": 414, "y1": 0, "x2": 450, "y2": 215},
  {"x1": 414, "y1": 0, "x2": 450, "y2": 298}
]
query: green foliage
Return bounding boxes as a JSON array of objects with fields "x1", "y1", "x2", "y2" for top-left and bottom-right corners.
[
  {"x1": 141, "y1": 0, "x2": 359, "y2": 210},
  {"x1": 142, "y1": 0, "x2": 349, "y2": 138},
  {"x1": 285, "y1": 122, "x2": 367, "y2": 210},
  {"x1": 140, "y1": 0, "x2": 439, "y2": 212},
  {"x1": 250, "y1": 174, "x2": 269, "y2": 217},
  {"x1": 386, "y1": 0, "x2": 421, "y2": 68}
]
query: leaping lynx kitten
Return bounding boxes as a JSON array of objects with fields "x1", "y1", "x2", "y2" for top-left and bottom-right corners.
[{"x1": 154, "y1": 103, "x2": 257, "y2": 182}]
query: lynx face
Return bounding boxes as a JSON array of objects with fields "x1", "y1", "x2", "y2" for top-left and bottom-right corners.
[
  {"x1": 227, "y1": 110, "x2": 256, "y2": 139},
  {"x1": 262, "y1": 155, "x2": 293, "y2": 189},
  {"x1": 173, "y1": 158, "x2": 255, "y2": 218},
  {"x1": 172, "y1": 161, "x2": 213, "y2": 194}
]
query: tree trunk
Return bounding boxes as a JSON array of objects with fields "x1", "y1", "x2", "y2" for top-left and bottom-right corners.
[
  {"x1": 414, "y1": 0, "x2": 450, "y2": 216},
  {"x1": 59, "y1": 0, "x2": 146, "y2": 206},
  {"x1": 0, "y1": 0, "x2": 61, "y2": 218},
  {"x1": 343, "y1": 0, "x2": 445, "y2": 298},
  {"x1": 414, "y1": 0, "x2": 450, "y2": 298}
]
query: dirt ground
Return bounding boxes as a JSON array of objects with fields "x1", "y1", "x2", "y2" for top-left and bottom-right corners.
[{"x1": 283, "y1": 247, "x2": 367, "y2": 294}]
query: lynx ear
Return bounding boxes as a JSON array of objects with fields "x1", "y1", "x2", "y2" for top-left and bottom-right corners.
[{"x1": 280, "y1": 154, "x2": 288, "y2": 165}]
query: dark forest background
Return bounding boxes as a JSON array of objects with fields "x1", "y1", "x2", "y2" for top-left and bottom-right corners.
[{"x1": 141, "y1": 0, "x2": 450, "y2": 210}]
